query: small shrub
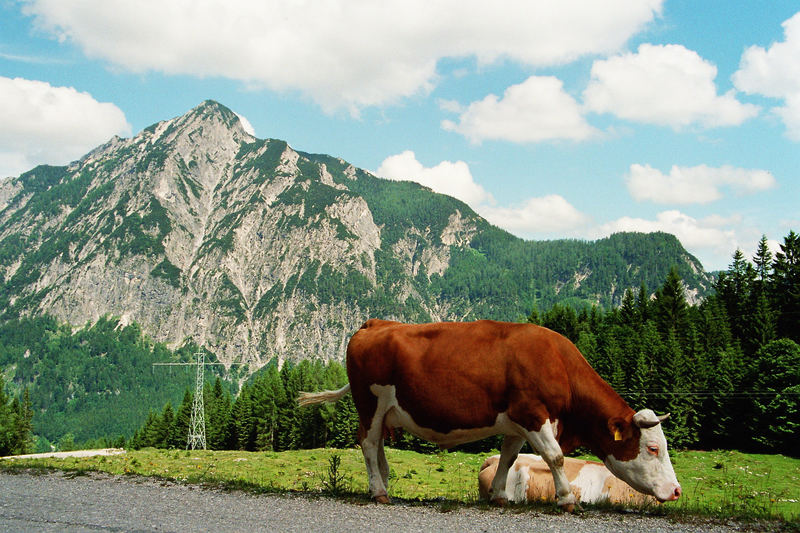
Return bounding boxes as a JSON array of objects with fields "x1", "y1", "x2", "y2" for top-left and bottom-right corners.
[{"x1": 321, "y1": 453, "x2": 347, "y2": 495}]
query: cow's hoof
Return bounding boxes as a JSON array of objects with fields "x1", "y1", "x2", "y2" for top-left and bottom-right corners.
[
  {"x1": 557, "y1": 493, "x2": 579, "y2": 513},
  {"x1": 374, "y1": 494, "x2": 391, "y2": 504},
  {"x1": 490, "y1": 497, "x2": 509, "y2": 507}
]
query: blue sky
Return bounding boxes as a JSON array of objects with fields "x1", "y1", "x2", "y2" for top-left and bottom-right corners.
[{"x1": 1, "y1": 1, "x2": 798, "y2": 271}]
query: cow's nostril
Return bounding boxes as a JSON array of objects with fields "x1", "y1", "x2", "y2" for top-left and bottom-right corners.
[{"x1": 674, "y1": 486, "x2": 682, "y2": 499}]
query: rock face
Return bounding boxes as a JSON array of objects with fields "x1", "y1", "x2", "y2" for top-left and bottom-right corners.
[{"x1": 0, "y1": 101, "x2": 713, "y2": 370}]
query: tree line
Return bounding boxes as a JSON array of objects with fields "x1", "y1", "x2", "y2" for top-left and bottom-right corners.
[{"x1": 132, "y1": 232, "x2": 799, "y2": 457}]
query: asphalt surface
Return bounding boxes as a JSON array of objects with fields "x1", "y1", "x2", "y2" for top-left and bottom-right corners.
[{"x1": 0, "y1": 470, "x2": 769, "y2": 532}]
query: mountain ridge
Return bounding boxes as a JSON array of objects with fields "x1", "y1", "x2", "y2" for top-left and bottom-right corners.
[{"x1": 0, "y1": 100, "x2": 713, "y2": 369}]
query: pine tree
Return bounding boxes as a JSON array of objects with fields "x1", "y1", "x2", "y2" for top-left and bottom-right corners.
[
  {"x1": 659, "y1": 331, "x2": 699, "y2": 448},
  {"x1": 205, "y1": 378, "x2": 233, "y2": 450},
  {"x1": 637, "y1": 282, "x2": 651, "y2": 324},
  {"x1": 12, "y1": 388, "x2": 34, "y2": 454},
  {"x1": 753, "y1": 235, "x2": 772, "y2": 283},
  {"x1": 327, "y1": 394, "x2": 359, "y2": 449},
  {"x1": 772, "y1": 231, "x2": 800, "y2": 342},
  {"x1": 749, "y1": 291, "x2": 776, "y2": 351},
  {"x1": 0, "y1": 381, "x2": 13, "y2": 456},
  {"x1": 619, "y1": 289, "x2": 637, "y2": 328},
  {"x1": 748, "y1": 339, "x2": 800, "y2": 452},
  {"x1": 715, "y1": 250, "x2": 757, "y2": 351},
  {"x1": 169, "y1": 389, "x2": 192, "y2": 449},
  {"x1": 654, "y1": 267, "x2": 689, "y2": 338},
  {"x1": 157, "y1": 403, "x2": 175, "y2": 448}
]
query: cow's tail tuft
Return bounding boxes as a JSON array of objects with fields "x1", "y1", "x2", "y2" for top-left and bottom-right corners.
[{"x1": 297, "y1": 383, "x2": 351, "y2": 407}]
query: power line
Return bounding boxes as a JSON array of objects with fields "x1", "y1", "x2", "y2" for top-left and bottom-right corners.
[{"x1": 617, "y1": 390, "x2": 800, "y2": 398}]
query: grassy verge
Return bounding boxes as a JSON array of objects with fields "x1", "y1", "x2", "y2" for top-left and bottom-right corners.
[{"x1": 2, "y1": 448, "x2": 798, "y2": 526}]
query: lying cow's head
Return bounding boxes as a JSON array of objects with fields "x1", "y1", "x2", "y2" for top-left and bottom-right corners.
[{"x1": 602, "y1": 409, "x2": 682, "y2": 502}]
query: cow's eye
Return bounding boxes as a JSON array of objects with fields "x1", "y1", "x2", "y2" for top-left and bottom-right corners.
[{"x1": 646, "y1": 445, "x2": 659, "y2": 455}]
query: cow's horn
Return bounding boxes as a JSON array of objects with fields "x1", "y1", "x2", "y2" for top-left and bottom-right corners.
[{"x1": 633, "y1": 409, "x2": 667, "y2": 429}]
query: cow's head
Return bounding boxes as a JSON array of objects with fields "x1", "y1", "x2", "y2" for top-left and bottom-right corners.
[{"x1": 602, "y1": 409, "x2": 681, "y2": 502}]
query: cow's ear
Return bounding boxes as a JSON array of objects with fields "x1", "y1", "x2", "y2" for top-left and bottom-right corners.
[{"x1": 607, "y1": 417, "x2": 631, "y2": 441}]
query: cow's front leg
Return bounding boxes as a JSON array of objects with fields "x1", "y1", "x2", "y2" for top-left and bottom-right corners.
[
  {"x1": 525, "y1": 420, "x2": 578, "y2": 512},
  {"x1": 488, "y1": 435, "x2": 524, "y2": 505}
]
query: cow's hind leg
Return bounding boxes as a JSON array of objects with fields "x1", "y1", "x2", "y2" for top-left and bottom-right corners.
[
  {"x1": 360, "y1": 433, "x2": 389, "y2": 503},
  {"x1": 358, "y1": 386, "x2": 394, "y2": 503},
  {"x1": 377, "y1": 439, "x2": 390, "y2": 489},
  {"x1": 488, "y1": 435, "x2": 524, "y2": 506},
  {"x1": 524, "y1": 420, "x2": 578, "y2": 512}
]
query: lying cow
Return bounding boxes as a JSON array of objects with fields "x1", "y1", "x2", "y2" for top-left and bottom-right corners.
[
  {"x1": 299, "y1": 319, "x2": 681, "y2": 510},
  {"x1": 478, "y1": 454, "x2": 657, "y2": 506}
]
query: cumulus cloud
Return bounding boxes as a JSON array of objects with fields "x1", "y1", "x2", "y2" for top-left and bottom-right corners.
[
  {"x1": 21, "y1": 0, "x2": 663, "y2": 113},
  {"x1": 234, "y1": 112, "x2": 256, "y2": 136},
  {"x1": 733, "y1": 12, "x2": 800, "y2": 140},
  {"x1": 478, "y1": 196, "x2": 590, "y2": 234},
  {"x1": 627, "y1": 164, "x2": 776, "y2": 204},
  {"x1": 376, "y1": 151, "x2": 588, "y2": 234},
  {"x1": 441, "y1": 76, "x2": 598, "y2": 143},
  {"x1": 584, "y1": 43, "x2": 759, "y2": 128},
  {"x1": 376, "y1": 150, "x2": 492, "y2": 206},
  {"x1": 0, "y1": 76, "x2": 131, "y2": 178}
]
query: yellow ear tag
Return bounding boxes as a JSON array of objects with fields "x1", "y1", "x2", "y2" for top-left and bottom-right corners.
[{"x1": 614, "y1": 429, "x2": 622, "y2": 441}]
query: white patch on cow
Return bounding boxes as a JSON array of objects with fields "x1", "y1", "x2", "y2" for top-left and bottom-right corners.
[
  {"x1": 571, "y1": 463, "x2": 609, "y2": 502},
  {"x1": 521, "y1": 419, "x2": 577, "y2": 508},
  {"x1": 603, "y1": 409, "x2": 681, "y2": 502},
  {"x1": 370, "y1": 384, "x2": 518, "y2": 448},
  {"x1": 508, "y1": 460, "x2": 530, "y2": 502}
]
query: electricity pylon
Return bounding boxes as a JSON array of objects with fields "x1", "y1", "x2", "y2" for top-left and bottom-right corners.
[
  {"x1": 187, "y1": 351, "x2": 207, "y2": 450},
  {"x1": 152, "y1": 351, "x2": 228, "y2": 450}
]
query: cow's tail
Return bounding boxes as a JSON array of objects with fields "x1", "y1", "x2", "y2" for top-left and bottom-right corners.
[{"x1": 297, "y1": 383, "x2": 351, "y2": 407}]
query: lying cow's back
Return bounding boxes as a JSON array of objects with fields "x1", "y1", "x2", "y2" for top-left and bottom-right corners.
[{"x1": 478, "y1": 454, "x2": 656, "y2": 505}]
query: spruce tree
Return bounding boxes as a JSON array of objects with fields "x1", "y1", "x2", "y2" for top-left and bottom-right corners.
[
  {"x1": 749, "y1": 339, "x2": 800, "y2": 452},
  {"x1": 169, "y1": 390, "x2": 192, "y2": 449},
  {"x1": 753, "y1": 235, "x2": 772, "y2": 283},
  {"x1": 654, "y1": 267, "x2": 689, "y2": 338},
  {"x1": 619, "y1": 289, "x2": 637, "y2": 328},
  {"x1": 0, "y1": 382, "x2": 13, "y2": 456},
  {"x1": 13, "y1": 388, "x2": 34, "y2": 454},
  {"x1": 772, "y1": 230, "x2": 800, "y2": 342}
]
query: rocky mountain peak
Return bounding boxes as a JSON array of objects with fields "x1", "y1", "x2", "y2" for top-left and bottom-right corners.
[{"x1": 0, "y1": 101, "x2": 713, "y2": 371}]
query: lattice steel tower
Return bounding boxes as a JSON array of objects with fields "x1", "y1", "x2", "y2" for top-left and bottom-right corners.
[
  {"x1": 153, "y1": 351, "x2": 231, "y2": 450},
  {"x1": 187, "y1": 351, "x2": 207, "y2": 450}
]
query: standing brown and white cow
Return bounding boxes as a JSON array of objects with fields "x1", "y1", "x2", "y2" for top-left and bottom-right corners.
[{"x1": 298, "y1": 319, "x2": 681, "y2": 510}]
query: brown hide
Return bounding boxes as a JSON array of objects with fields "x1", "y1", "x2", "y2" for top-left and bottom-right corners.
[
  {"x1": 346, "y1": 319, "x2": 640, "y2": 459},
  {"x1": 478, "y1": 454, "x2": 657, "y2": 505}
]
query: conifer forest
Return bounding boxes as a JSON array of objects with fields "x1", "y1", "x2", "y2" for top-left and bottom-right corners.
[{"x1": 1, "y1": 231, "x2": 798, "y2": 457}]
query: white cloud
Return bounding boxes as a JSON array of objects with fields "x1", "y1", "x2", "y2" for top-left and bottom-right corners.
[
  {"x1": 627, "y1": 164, "x2": 776, "y2": 204},
  {"x1": 21, "y1": 0, "x2": 663, "y2": 113},
  {"x1": 234, "y1": 112, "x2": 256, "y2": 136},
  {"x1": 0, "y1": 76, "x2": 131, "y2": 178},
  {"x1": 733, "y1": 12, "x2": 800, "y2": 140},
  {"x1": 441, "y1": 76, "x2": 598, "y2": 143},
  {"x1": 478, "y1": 196, "x2": 590, "y2": 234},
  {"x1": 376, "y1": 150, "x2": 492, "y2": 206},
  {"x1": 376, "y1": 151, "x2": 588, "y2": 234},
  {"x1": 584, "y1": 43, "x2": 759, "y2": 128}
]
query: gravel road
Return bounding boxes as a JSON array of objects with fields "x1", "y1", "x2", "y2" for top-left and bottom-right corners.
[{"x1": 0, "y1": 470, "x2": 768, "y2": 532}]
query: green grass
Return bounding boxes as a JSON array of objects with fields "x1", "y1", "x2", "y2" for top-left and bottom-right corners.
[{"x1": 2, "y1": 448, "x2": 798, "y2": 526}]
